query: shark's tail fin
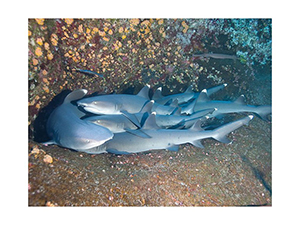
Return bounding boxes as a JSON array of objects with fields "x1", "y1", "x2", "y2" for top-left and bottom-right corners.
[
  {"x1": 211, "y1": 115, "x2": 253, "y2": 143},
  {"x1": 254, "y1": 105, "x2": 272, "y2": 121}
]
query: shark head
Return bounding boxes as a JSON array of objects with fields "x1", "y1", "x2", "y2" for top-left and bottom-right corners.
[
  {"x1": 57, "y1": 121, "x2": 114, "y2": 150},
  {"x1": 46, "y1": 89, "x2": 114, "y2": 151},
  {"x1": 77, "y1": 98, "x2": 122, "y2": 114}
]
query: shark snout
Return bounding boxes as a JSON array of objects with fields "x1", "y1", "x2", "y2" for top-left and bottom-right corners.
[{"x1": 77, "y1": 102, "x2": 88, "y2": 107}]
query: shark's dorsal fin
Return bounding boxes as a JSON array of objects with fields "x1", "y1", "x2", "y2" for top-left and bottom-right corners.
[
  {"x1": 189, "y1": 120, "x2": 204, "y2": 131},
  {"x1": 64, "y1": 89, "x2": 88, "y2": 104},
  {"x1": 137, "y1": 84, "x2": 150, "y2": 99},
  {"x1": 197, "y1": 89, "x2": 210, "y2": 103},
  {"x1": 152, "y1": 87, "x2": 163, "y2": 100},
  {"x1": 182, "y1": 98, "x2": 196, "y2": 115},
  {"x1": 142, "y1": 112, "x2": 161, "y2": 130},
  {"x1": 234, "y1": 95, "x2": 246, "y2": 105},
  {"x1": 140, "y1": 100, "x2": 154, "y2": 113},
  {"x1": 184, "y1": 85, "x2": 194, "y2": 94}
]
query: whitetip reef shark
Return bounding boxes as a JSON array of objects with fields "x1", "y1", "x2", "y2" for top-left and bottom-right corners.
[
  {"x1": 44, "y1": 89, "x2": 114, "y2": 151},
  {"x1": 85, "y1": 112, "x2": 253, "y2": 154},
  {"x1": 183, "y1": 89, "x2": 271, "y2": 121},
  {"x1": 83, "y1": 100, "x2": 215, "y2": 133},
  {"x1": 152, "y1": 83, "x2": 227, "y2": 105},
  {"x1": 77, "y1": 85, "x2": 178, "y2": 115}
]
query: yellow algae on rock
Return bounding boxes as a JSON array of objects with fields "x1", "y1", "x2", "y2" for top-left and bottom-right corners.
[
  {"x1": 35, "y1": 47, "x2": 43, "y2": 57},
  {"x1": 43, "y1": 154, "x2": 53, "y2": 164},
  {"x1": 42, "y1": 70, "x2": 48, "y2": 76},
  {"x1": 35, "y1": 18, "x2": 44, "y2": 25},
  {"x1": 78, "y1": 24, "x2": 84, "y2": 33},
  {"x1": 47, "y1": 52, "x2": 53, "y2": 60},
  {"x1": 43, "y1": 86, "x2": 50, "y2": 93},
  {"x1": 32, "y1": 58, "x2": 38, "y2": 66},
  {"x1": 65, "y1": 18, "x2": 74, "y2": 25},
  {"x1": 103, "y1": 37, "x2": 109, "y2": 42},
  {"x1": 44, "y1": 42, "x2": 50, "y2": 51},
  {"x1": 51, "y1": 33, "x2": 58, "y2": 46},
  {"x1": 36, "y1": 38, "x2": 43, "y2": 46},
  {"x1": 130, "y1": 18, "x2": 139, "y2": 26},
  {"x1": 99, "y1": 31, "x2": 105, "y2": 37}
]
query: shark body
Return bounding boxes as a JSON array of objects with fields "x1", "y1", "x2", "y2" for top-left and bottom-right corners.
[
  {"x1": 83, "y1": 100, "x2": 215, "y2": 133},
  {"x1": 183, "y1": 89, "x2": 272, "y2": 121},
  {"x1": 45, "y1": 89, "x2": 113, "y2": 151},
  {"x1": 152, "y1": 84, "x2": 227, "y2": 105},
  {"x1": 77, "y1": 85, "x2": 177, "y2": 115},
  {"x1": 86, "y1": 113, "x2": 253, "y2": 154}
]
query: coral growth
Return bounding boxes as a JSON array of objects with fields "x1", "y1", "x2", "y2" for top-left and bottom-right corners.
[{"x1": 28, "y1": 19, "x2": 272, "y2": 139}]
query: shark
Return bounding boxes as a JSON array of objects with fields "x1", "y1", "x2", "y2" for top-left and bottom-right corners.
[
  {"x1": 44, "y1": 89, "x2": 114, "y2": 151},
  {"x1": 152, "y1": 83, "x2": 227, "y2": 105},
  {"x1": 183, "y1": 89, "x2": 272, "y2": 121},
  {"x1": 83, "y1": 100, "x2": 215, "y2": 133},
  {"x1": 77, "y1": 85, "x2": 178, "y2": 115},
  {"x1": 85, "y1": 112, "x2": 253, "y2": 154}
]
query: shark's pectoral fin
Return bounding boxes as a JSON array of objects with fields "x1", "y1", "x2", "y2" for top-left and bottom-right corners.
[
  {"x1": 213, "y1": 135, "x2": 232, "y2": 144},
  {"x1": 121, "y1": 110, "x2": 141, "y2": 128},
  {"x1": 167, "y1": 145, "x2": 179, "y2": 152},
  {"x1": 106, "y1": 148, "x2": 131, "y2": 155},
  {"x1": 125, "y1": 129, "x2": 152, "y2": 138},
  {"x1": 190, "y1": 140, "x2": 204, "y2": 148}
]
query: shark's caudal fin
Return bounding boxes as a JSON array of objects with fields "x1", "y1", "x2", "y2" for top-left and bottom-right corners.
[
  {"x1": 206, "y1": 83, "x2": 227, "y2": 96},
  {"x1": 254, "y1": 105, "x2": 272, "y2": 121},
  {"x1": 64, "y1": 89, "x2": 88, "y2": 104},
  {"x1": 211, "y1": 115, "x2": 253, "y2": 143}
]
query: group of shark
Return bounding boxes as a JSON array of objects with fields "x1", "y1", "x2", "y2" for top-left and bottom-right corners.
[{"x1": 44, "y1": 83, "x2": 271, "y2": 155}]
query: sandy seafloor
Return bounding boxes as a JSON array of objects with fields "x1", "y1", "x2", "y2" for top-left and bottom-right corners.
[
  {"x1": 27, "y1": 18, "x2": 272, "y2": 206},
  {"x1": 29, "y1": 111, "x2": 271, "y2": 206}
]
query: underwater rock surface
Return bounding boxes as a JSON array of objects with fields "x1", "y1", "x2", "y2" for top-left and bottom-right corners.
[
  {"x1": 28, "y1": 116, "x2": 271, "y2": 206},
  {"x1": 28, "y1": 18, "x2": 272, "y2": 206}
]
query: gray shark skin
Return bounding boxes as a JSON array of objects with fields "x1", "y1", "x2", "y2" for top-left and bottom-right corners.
[
  {"x1": 77, "y1": 85, "x2": 176, "y2": 115},
  {"x1": 183, "y1": 89, "x2": 272, "y2": 121},
  {"x1": 45, "y1": 89, "x2": 114, "y2": 151},
  {"x1": 84, "y1": 100, "x2": 214, "y2": 133},
  {"x1": 83, "y1": 114, "x2": 138, "y2": 133},
  {"x1": 152, "y1": 84, "x2": 227, "y2": 105},
  {"x1": 86, "y1": 112, "x2": 253, "y2": 155}
]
